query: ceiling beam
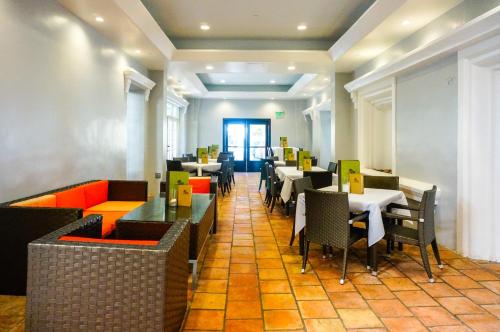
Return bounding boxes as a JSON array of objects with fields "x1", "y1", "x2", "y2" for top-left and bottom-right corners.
[{"x1": 328, "y1": 0, "x2": 407, "y2": 61}]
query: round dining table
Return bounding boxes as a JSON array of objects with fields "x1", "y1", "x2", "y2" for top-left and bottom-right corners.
[{"x1": 182, "y1": 161, "x2": 221, "y2": 176}]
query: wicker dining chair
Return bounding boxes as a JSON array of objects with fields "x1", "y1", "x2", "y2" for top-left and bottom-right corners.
[
  {"x1": 267, "y1": 164, "x2": 282, "y2": 212},
  {"x1": 302, "y1": 189, "x2": 369, "y2": 284},
  {"x1": 286, "y1": 160, "x2": 297, "y2": 166},
  {"x1": 166, "y1": 160, "x2": 184, "y2": 171},
  {"x1": 327, "y1": 162, "x2": 337, "y2": 173},
  {"x1": 289, "y1": 177, "x2": 313, "y2": 246},
  {"x1": 258, "y1": 160, "x2": 267, "y2": 191},
  {"x1": 382, "y1": 185, "x2": 442, "y2": 282},
  {"x1": 363, "y1": 175, "x2": 401, "y2": 252},
  {"x1": 311, "y1": 157, "x2": 318, "y2": 166},
  {"x1": 303, "y1": 171, "x2": 332, "y2": 189},
  {"x1": 217, "y1": 161, "x2": 231, "y2": 196}
]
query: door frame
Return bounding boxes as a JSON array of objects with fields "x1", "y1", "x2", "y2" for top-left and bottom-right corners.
[{"x1": 222, "y1": 118, "x2": 271, "y2": 172}]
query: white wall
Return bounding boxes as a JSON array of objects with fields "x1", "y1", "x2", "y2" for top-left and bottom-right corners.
[
  {"x1": 126, "y1": 90, "x2": 146, "y2": 180},
  {"x1": 396, "y1": 56, "x2": 458, "y2": 249},
  {"x1": 0, "y1": 0, "x2": 148, "y2": 202},
  {"x1": 185, "y1": 99, "x2": 309, "y2": 154}
]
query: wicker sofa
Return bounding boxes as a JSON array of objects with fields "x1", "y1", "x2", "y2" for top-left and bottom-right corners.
[
  {"x1": 0, "y1": 179, "x2": 147, "y2": 295},
  {"x1": 26, "y1": 214, "x2": 190, "y2": 332}
]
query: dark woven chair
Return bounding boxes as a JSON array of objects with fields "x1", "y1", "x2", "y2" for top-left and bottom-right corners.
[
  {"x1": 218, "y1": 160, "x2": 231, "y2": 196},
  {"x1": 267, "y1": 164, "x2": 281, "y2": 213},
  {"x1": 289, "y1": 177, "x2": 313, "y2": 246},
  {"x1": 286, "y1": 160, "x2": 297, "y2": 167},
  {"x1": 364, "y1": 175, "x2": 399, "y2": 190},
  {"x1": 167, "y1": 159, "x2": 184, "y2": 171},
  {"x1": 217, "y1": 152, "x2": 231, "y2": 162},
  {"x1": 303, "y1": 171, "x2": 332, "y2": 189},
  {"x1": 173, "y1": 157, "x2": 188, "y2": 162},
  {"x1": 363, "y1": 175, "x2": 401, "y2": 252},
  {"x1": 327, "y1": 162, "x2": 337, "y2": 173},
  {"x1": 311, "y1": 157, "x2": 318, "y2": 166},
  {"x1": 26, "y1": 215, "x2": 190, "y2": 332},
  {"x1": 302, "y1": 189, "x2": 368, "y2": 284},
  {"x1": 383, "y1": 185, "x2": 442, "y2": 282},
  {"x1": 258, "y1": 160, "x2": 267, "y2": 191}
]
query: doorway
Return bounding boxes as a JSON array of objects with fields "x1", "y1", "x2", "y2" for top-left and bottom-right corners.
[{"x1": 223, "y1": 118, "x2": 270, "y2": 172}]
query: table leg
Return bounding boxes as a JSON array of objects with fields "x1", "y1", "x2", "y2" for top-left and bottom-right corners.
[
  {"x1": 190, "y1": 259, "x2": 198, "y2": 289},
  {"x1": 299, "y1": 229, "x2": 305, "y2": 255},
  {"x1": 198, "y1": 168, "x2": 202, "y2": 177},
  {"x1": 370, "y1": 244, "x2": 378, "y2": 276}
]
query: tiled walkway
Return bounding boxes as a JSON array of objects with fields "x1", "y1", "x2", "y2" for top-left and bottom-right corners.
[
  {"x1": 1, "y1": 173, "x2": 500, "y2": 331},
  {"x1": 183, "y1": 173, "x2": 500, "y2": 331}
]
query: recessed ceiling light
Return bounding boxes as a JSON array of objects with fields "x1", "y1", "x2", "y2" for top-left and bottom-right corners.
[
  {"x1": 135, "y1": 49, "x2": 142, "y2": 54},
  {"x1": 402, "y1": 20, "x2": 411, "y2": 26},
  {"x1": 297, "y1": 24, "x2": 307, "y2": 31},
  {"x1": 270, "y1": 80, "x2": 276, "y2": 84},
  {"x1": 95, "y1": 16, "x2": 104, "y2": 23},
  {"x1": 206, "y1": 65, "x2": 214, "y2": 70},
  {"x1": 220, "y1": 79, "x2": 226, "y2": 83},
  {"x1": 323, "y1": 77, "x2": 329, "y2": 82},
  {"x1": 288, "y1": 65, "x2": 296, "y2": 71},
  {"x1": 200, "y1": 24, "x2": 210, "y2": 31}
]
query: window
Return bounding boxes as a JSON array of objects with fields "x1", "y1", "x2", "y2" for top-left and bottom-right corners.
[{"x1": 166, "y1": 102, "x2": 180, "y2": 160}]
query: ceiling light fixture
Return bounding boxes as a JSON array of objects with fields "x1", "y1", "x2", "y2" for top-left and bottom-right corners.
[
  {"x1": 200, "y1": 24, "x2": 210, "y2": 31},
  {"x1": 206, "y1": 65, "x2": 214, "y2": 70},
  {"x1": 297, "y1": 24, "x2": 307, "y2": 31},
  {"x1": 323, "y1": 78, "x2": 329, "y2": 82},
  {"x1": 402, "y1": 19, "x2": 411, "y2": 26},
  {"x1": 135, "y1": 49, "x2": 142, "y2": 54},
  {"x1": 95, "y1": 16, "x2": 104, "y2": 23},
  {"x1": 288, "y1": 65, "x2": 296, "y2": 71},
  {"x1": 220, "y1": 79, "x2": 226, "y2": 83},
  {"x1": 270, "y1": 80, "x2": 276, "y2": 84}
]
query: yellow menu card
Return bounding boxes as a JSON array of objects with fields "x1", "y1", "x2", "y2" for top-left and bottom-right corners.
[
  {"x1": 177, "y1": 185, "x2": 193, "y2": 207},
  {"x1": 303, "y1": 158, "x2": 312, "y2": 171},
  {"x1": 349, "y1": 173, "x2": 364, "y2": 194}
]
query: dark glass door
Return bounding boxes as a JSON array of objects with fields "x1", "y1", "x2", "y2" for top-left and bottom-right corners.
[{"x1": 223, "y1": 118, "x2": 271, "y2": 172}]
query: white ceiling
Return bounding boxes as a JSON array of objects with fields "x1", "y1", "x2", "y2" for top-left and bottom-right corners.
[
  {"x1": 334, "y1": 0, "x2": 463, "y2": 72},
  {"x1": 140, "y1": 0, "x2": 374, "y2": 41},
  {"x1": 197, "y1": 73, "x2": 302, "y2": 86}
]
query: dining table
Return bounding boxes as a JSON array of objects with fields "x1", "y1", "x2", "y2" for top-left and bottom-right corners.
[
  {"x1": 295, "y1": 185, "x2": 409, "y2": 274},
  {"x1": 276, "y1": 166, "x2": 337, "y2": 203},
  {"x1": 182, "y1": 161, "x2": 221, "y2": 176}
]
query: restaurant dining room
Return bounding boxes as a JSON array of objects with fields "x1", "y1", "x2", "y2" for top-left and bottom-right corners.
[{"x1": 2, "y1": 0, "x2": 500, "y2": 331}]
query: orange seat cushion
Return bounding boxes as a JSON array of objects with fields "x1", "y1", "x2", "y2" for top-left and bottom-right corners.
[
  {"x1": 10, "y1": 195, "x2": 57, "y2": 208},
  {"x1": 189, "y1": 177, "x2": 211, "y2": 194},
  {"x1": 83, "y1": 211, "x2": 127, "y2": 237},
  {"x1": 58, "y1": 236, "x2": 158, "y2": 246},
  {"x1": 82, "y1": 180, "x2": 108, "y2": 209},
  {"x1": 55, "y1": 187, "x2": 86, "y2": 209},
  {"x1": 88, "y1": 201, "x2": 145, "y2": 212}
]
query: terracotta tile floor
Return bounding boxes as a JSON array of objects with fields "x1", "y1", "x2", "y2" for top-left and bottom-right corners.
[{"x1": 2, "y1": 173, "x2": 500, "y2": 331}]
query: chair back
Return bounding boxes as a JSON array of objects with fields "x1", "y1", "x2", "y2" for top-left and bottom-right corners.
[
  {"x1": 217, "y1": 152, "x2": 231, "y2": 162},
  {"x1": 267, "y1": 147, "x2": 274, "y2": 157},
  {"x1": 166, "y1": 160, "x2": 184, "y2": 171},
  {"x1": 286, "y1": 160, "x2": 297, "y2": 167},
  {"x1": 311, "y1": 157, "x2": 318, "y2": 167},
  {"x1": 327, "y1": 162, "x2": 337, "y2": 173},
  {"x1": 292, "y1": 177, "x2": 312, "y2": 196},
  {"x1": 364, "y1": 175, "x2": 399, "y2": 190},
  {"x1": 419, "y1": 185, "x2": 438, "y2": 242},
  {"x1": 304, "y1": 189, "x2": 350, "y2": 247},
  {"x1": 219, "y1": 160, "x2": 230, "y2": 183},
  {"x1": 262, "y1": 158, "x2": 275, "y2": 167},
  {"x1": 264, "y1": 162, "x2": 272, "y2": 191},
  {"x1": 268, "y1": 164, "x2": 279, "y2": 195},
  {"x1": 303, "y1": 171, "x2": 332, "y2": 189}
]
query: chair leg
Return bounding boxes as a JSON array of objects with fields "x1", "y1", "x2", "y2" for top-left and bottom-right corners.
[
  {"x1": 270, "y1": 196, "x2": 276, "y2": 212},
  {"x1": 258, "y1": 179, "x2": 262, "y2": 191},
  {"x1": 419, "y1": 243, "x2": 434, "y2": 282},
  {"x1": 386, "y1": 238, "x2": 392, "y2": 255},
  {"x1": 322, "y1": 245, "x2": 327, "y2": 259},
  {"x1": 289, "y1": 221, "x2": 295, "y2": 246},
  {"x1": 340, "y1": 248, "x2": 349, "y2": 285},
  {"x1": 397, "y1": 220, "x2": 403, "y2": 251},
  {"x1": 301, "y1": 241, "x2": 310, "y2": 273},
  {"x1": 431, "y1": 240, "x2": 443, "y2": 268}
]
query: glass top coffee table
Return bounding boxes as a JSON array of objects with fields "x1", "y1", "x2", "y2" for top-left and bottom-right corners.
[{"x1": 116, "y1": 193, "x2": 216, "y2": 289}]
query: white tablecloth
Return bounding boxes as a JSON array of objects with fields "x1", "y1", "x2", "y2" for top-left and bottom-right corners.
[
  {"x1": 182, "y1": 162, "x2": 221, "y2": 176},
  {"x1": 271, "y1": 147, "x2": 299, "y2": 161},
  {"x1": 274, "y1": 161, "x2": 286, "y2": 167},
  {"x1": 275, "y1": 166, "x2": 337, "y2": 203},
  {"x1": 295, "y1": 187, "x2": 408, "y2": 246}
]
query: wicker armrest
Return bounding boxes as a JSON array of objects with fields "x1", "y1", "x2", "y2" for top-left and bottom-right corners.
[
  {"x1": 387, "y1": 203, "x2": 419, "y2": 212},
  {"x1": 382, "y1": 211, "x2": 421, "y2": 223},
  {"x1": 349, "y1": 211, "x2": 369, "y2": 224},
  {"x1": 108, "y1": 180, "x2": 148, "y2": 201}
]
